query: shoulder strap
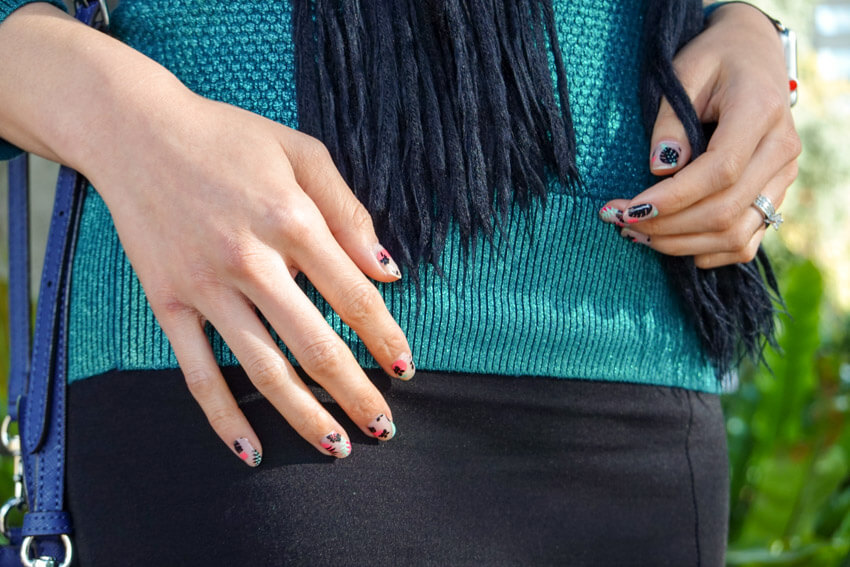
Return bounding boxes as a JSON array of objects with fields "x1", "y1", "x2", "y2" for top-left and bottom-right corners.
[{"x1": 4, "y1": 2, "x2": 110, "y2": 564}]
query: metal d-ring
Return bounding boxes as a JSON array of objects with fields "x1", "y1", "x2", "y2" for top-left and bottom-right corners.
[{"x1": 20, "y1": 534, "x2": 73, "y2": 567}]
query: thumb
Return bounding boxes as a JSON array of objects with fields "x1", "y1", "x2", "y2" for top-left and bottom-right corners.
[{"x1": 648, "y1": 96, "x2": 692, "y2": 177}]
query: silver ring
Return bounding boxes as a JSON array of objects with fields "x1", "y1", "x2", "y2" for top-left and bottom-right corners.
[{"x1": 752, "y1": 194, "x2": 783, "y2": 231}]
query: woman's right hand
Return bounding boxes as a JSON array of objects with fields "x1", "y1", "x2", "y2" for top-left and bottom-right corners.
[{"x1": 0, "y1": 4, "x2": 413, "y2": 465}]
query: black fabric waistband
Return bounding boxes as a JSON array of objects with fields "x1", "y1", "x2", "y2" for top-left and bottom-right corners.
[{"x1": 66, "y1": 367, "x2": 728, "y2": 566}]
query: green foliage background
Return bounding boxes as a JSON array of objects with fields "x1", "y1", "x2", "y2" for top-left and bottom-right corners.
[{"x1": 0, "y1": 1, "x2": 849, "y2": 565}]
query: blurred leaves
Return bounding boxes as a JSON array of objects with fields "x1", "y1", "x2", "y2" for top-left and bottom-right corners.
[{"x1": 725, "y1": 260, "x2": 850, "y2": 566}]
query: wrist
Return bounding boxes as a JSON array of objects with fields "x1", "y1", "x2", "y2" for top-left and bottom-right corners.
[{"x1": 0, "y1": 3, "x2": 192, "y2": 177}]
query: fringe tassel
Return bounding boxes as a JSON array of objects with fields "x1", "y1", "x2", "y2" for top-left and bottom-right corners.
[
  {"x1": 293, "y1": 0, "x2": 782, "y2": 378},
  {"x1": 293, "y1": 0, "x2": 579, "y2": 273},
  {"x1": 640, "y1": 0, "x2": 782, "y2": 377}
]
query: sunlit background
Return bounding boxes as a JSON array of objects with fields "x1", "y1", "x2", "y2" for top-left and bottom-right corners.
[{"x1": 0, "y1": 1, "x2": 848, "y2": 565}]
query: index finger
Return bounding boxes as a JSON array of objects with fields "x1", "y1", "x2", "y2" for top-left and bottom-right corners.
[{"x1": 622, "y1": 86, "x2": 773, "y2": 223}]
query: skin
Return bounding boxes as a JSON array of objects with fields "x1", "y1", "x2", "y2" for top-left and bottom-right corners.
[
  {"x1": 602, "y1": 3, "x2": 802, "y2": 268},
  {"x1": 0, "y1": 2, "x2": 800, "y2": 462}
]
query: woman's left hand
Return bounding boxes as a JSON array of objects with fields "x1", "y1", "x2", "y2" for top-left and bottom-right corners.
[{"x1": 600, "y1": 2, "x2": 801, "y2": 269}]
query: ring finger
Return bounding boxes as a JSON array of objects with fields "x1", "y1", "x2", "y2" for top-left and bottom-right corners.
[{"x1": 624, "y1": 170, "x2": 788, "y2": 258}]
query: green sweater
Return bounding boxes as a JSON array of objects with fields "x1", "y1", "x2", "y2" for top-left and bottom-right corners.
[{"x1": 1, "y1": 0, "x2": 719, "y2": 393}]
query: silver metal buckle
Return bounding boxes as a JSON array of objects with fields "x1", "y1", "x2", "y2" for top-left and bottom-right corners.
[{"x1": 20, "y1": 534, "x2": 73, "y2": 567}]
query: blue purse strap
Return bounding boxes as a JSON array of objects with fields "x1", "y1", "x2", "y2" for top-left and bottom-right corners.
[{"x1": 3, "y1": 2, "x2": 109, "y2": 565}]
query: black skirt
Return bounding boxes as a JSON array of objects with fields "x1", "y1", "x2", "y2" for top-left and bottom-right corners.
[{"x1": 66, "y1": 367, "x2": 728, "y2": 567}]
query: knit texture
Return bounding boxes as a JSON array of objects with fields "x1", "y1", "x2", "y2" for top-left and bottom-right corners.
[{"x1": 65, "y1": 0, "x2": 718, "y2": 392}]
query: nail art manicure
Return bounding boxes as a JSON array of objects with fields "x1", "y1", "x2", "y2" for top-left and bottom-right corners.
[
  {"x1": 234, "y1": 437, "x2": 262, "y2": 467},
  {"x1": 650, "y1": 141, "x2": 682, "y2": 171},
  {"x1": 368, "y1": 414, "x2": 397, "y2": 441},
  {"x1": 599, "y1": 206, "x2": 626, "y2": 227},
  {"x1": 320, "y1": 431, "x2": 351, "y2": 458},
  {"x1": 373, "y1": 244, "x2": 401, "y2": 279},
  {"x1": 623, "y1": 203, "x2": 658, "y2": 223},
  {"x1": 391, "y1": 353, "x2": 416, "y2": 380},
  {"x1": 620, "y1": 228, "x2": 651, "y2": 246}
]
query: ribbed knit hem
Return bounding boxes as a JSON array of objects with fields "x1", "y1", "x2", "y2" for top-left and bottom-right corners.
[{"x1": 68, "y1": 184, "x2": 718, "y2": 394}]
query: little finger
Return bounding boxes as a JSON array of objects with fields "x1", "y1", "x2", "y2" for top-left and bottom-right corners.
[
  {"x1": 205, "y1": 299, "x2": 363, "y2": 458},
  {"x1": 159, "y1": 308, "x2": 264, "y2": 467}
]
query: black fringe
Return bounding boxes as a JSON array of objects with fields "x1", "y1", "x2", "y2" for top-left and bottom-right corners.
[
  {"x1": 640, "y1": 0, "x2": 781, "y2": 377},
  {"x1": 293, "y1": 0, "x2": 579, "y2": 272},
  {"x1": 292, "y1": 0, "x2": 781, "y2": 378}
]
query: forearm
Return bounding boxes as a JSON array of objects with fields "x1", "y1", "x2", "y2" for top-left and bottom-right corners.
[{"x1": 0, "y1": 3, "x2": 190, "y2": 178}]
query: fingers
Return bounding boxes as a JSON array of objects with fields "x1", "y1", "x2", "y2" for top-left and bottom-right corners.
[
  {"x1": 630, "y1": 137, "x2": 797, "y2": 237},
  {"x1": 615, "y1": 162, "x2": 791, "y2": 265},
  {"x1": 225, "y1": 255, "x2": 400, "y2": 438},
  {"x1": 249, "y1": 197, "x2": 415, "y2": 381},
  {"x1": 288, "y1": 237, "x2": 415, "y2": 381},
  {"x1": 282, "y1": 130, "x2": 402, "y2": 282},
  {"x1": 212, "y1": 303, "x2": 353, "y2": 458},
  {"x1": 159, "y1": 305, "x2": 264, "y2": 467}
]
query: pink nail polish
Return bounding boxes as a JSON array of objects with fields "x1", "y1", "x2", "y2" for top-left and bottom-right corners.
[
  {"x1": 373, "y1": 244, "x2": 401, "y2": 279},
  {"x1": 368, "y1": 414, "x2": 396, "y2": 441},
  {"x1": 599, "y1": 206, "x2": 625, "y2": 227},
  {"x1": 650, "y1": 141, "x2": 681, "y2": 171},
  {"x1": 391, "y1": 353, "x2": 415, "y2": 380},
  {"x1": 234, "y1": 437, "x2": 262, "y2": 467},
  {"x1": 620, "y1": 228, "x2": 651, "y2": 246},
  {"x1": 320, "y1": 431, "x2": 351, "y2": 458}
]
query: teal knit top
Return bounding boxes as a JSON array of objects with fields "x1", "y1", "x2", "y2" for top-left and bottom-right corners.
[{"x1": 1, "y1": 0, "x2": 719, "y2": 393}]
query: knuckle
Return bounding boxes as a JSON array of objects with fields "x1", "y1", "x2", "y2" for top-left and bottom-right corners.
[
  {"x1": 713, "y1": 152, "x2": 744, "y2": 188},
  {"x1": 290, "y1": 405, "x2": 328, "y2": 436},
  {"x1": 206, "y1": 405, "x2": 238, "y2": 434},
  {"x1": 738, "y1": 244, "x2": 758, "y2": 264},
  {"x1": 761, "y1": 89, "x2": 786, "y2": 120},
  {"x1": 219, "y1": 235, "x2": 260, "y2": 277},
  {"x1": 245, "y1": 355, "x2": 286, "y2": 392},
  {"x1": 781, "y1": 129, "x2": 803, "y2": 161},
  {"x1": 349, "y1": 203, "x2": 375, "y2": 235},
  {"x1": 338, "y1": 281, "x2": 383, "y2": 325},
  {"x1": 277, "y1": 205, "x2": 321, "y2": 244},
  {"x1": 300, "y1": 336, "x2": 347, "y2": 376},
  {"x1": 348, "y1": 383, "x2": 383, "y2": 419},
  {"x1": 150, "y1": 291, "x2": 192, "y2": 321},
  {"x1": 694, "y1": 255, "x2": 714, "y2": 270},
  {"x1": 724, "y1": 225, "x2": 751, "y2": 251},
  {"x1": 715, "y1": 200, "x2": 744, "y2": 231},
  {"x1": 184, "y1": 366, "x2": 217, "y2": 398}
]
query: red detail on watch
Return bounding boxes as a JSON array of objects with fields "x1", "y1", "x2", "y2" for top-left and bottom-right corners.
[{"x1": 789, "y1": 79, "x2": 798, "y2": 92}]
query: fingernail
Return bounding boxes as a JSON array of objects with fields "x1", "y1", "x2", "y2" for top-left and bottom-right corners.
[
  {"x1": 368, "y1": 414, "x2": 396, "y2": 441},
  {"x1": 234, "y1": 437, "x2": 262, "y2": 467},
  {"x1": 599, "y1": 206, "x2": 625, "y2": 227},
  {"x1": 623, "y1": 203, "x2": 658, "y2": 223},
  {"x1": 620, "y1": 228, "x2": 652, "y2": 246},
  {"x1": 373, "y1": 244, "x2": 401, "y2": 279},
  {"x1": 650, "y1": 141, "x2": 681, "y2": 171},
  {"x1": 320, "y1": 431, "x2": 351, "y2": 458},
  {"x1": 391, "y1": 353, "x2": 415, "y2": 380}
]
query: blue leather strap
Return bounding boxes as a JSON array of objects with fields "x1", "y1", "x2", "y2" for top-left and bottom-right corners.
[
  {"x1": 3, "y1": 2, "x2": 109, "y2": 563},
  {"x1": 21, "y1": 512, "x2": 72, "y2": 537},
  {"x1": 7, "y1": 154, "x2": 30, "y2": 422}
]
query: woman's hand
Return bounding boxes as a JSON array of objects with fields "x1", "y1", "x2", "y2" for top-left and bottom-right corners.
[
  {"x1": 600, "y1": 2, "x2": 801, "y2": 269},
  {"x1": 0, "y1": 4, "x2": 413, "y2": 465}
]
